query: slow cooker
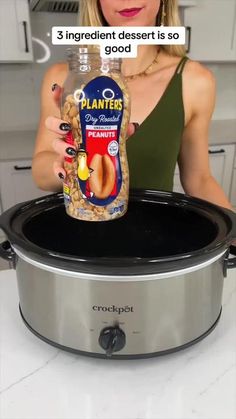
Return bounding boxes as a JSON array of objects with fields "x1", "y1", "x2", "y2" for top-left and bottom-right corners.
[{"x1": 0, "y1": 189, "x2": 235, "y2": 359}]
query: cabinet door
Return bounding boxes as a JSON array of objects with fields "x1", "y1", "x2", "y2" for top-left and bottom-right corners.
[
  {"x1": 0, "y1": 160, "x2": 48, "y2": 212},
  {"x1": 173, "y1": 144, "x2": 235, "y2": 197},
  {"x1": 0, "y1": 0, "x2": 33, "y2": 62},
  {"x1": 208, "y1": 145, "x2": 235, "y2": 197},
  {"x1": 184, "y1": 0, "x2": 236, "y2": 61}
]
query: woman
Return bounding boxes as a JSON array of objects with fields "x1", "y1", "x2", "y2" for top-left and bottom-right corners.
[{"x1": 32, "y1": 0, "x2": 233, "y2": 209}]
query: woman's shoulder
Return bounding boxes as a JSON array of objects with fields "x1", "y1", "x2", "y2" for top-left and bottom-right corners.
[
  {"x1": 182, "y1": 58, "x2": 216, "y2": 119},
  {"x1": 184, "y1": 58, "x2": 216, "y2": 92},
  {"x1": 42, "y1": 62, "x2": 69, "y2": 86},
  {"x1": 159, "y1": 52, "x2": 215, "y2": 88}
]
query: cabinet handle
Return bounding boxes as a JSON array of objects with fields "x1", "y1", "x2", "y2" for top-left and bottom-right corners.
[
  {"x1": 186, "y1": 26, "x2": 191, "y2": 53},
  {"x1": 14, "y1": 165, "x2": 32, "y2": 171},
  {"x1": 22, "y1": 21, "x2": 29, "y2": 53},
  {"x1": 208, "y1": 149, "x2": 225, "y2": 154}
]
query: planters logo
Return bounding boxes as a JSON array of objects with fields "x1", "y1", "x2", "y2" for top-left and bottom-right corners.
[{"x1": 80, "y1": 98, "x2": 123, "y2": 110}]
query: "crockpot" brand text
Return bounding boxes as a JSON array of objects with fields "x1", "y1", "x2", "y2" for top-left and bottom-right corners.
[{"x1": 92, "y1": 305, "x2": 134, "y2": 314}]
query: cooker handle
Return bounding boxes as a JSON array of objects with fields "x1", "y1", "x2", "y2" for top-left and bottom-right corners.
[
  {"x1": 227, "y1": 245, "x2": 236, "y2": 270},
  {"x1": 219, "y1": 206, "x2": 236, "y2": 270},
  {"x1": 0, "y1": 201, "x2": 28, "y2": 236},
  {"x1": 0, "y1": 241, "x2": 17, "y2": 269}
]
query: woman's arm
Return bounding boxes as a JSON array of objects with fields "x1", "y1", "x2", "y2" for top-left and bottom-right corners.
[
  {"x1": 178, "y1": 62, "x2": 233, "y2": 210},
  {"x1": 32, "y1": 63, "x2": 69, "y2": 192}
]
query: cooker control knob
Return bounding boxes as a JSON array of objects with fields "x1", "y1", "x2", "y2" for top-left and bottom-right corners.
[{"x1": 99, "y1": 326, "x2": 126, "y2": 357}]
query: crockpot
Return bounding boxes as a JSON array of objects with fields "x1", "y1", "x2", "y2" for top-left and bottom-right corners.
[{"x1": 0, "y1": 189, "x2": 236, "y2": 359}]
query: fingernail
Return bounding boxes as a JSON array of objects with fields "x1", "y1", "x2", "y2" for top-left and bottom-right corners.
[
  {"x1": 133, "y1": 122, "x2": 140, "y2": 132},
  {"x1": 59, "y1": 123, "x2": 71, "y2": 131},
  {"x1": 52, "y1": 83, "x2": 58, "y2": 91},
  {"x1": 58, "y1": 172, "x2": 65, "y2": 180},
  {"x1": 66, "y1": 147, "x2": 76, "y2": 157}
]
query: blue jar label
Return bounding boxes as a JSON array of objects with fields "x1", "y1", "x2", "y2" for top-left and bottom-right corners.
[{"x1": 76, "y1": 76, "x2": 124, "y2": 206}]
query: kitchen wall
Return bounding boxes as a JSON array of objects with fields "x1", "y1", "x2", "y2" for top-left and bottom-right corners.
[
  {"x1": 0, "y1": 12, "x2": 236, "y2": 132},
  {"x1": 206, "y1": 63, "x2": 236, "y2": 120}
]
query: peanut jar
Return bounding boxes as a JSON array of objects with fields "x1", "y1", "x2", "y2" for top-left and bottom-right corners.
[{"x1": 61, "y1": 47, "x2": 130, "y2": 221}]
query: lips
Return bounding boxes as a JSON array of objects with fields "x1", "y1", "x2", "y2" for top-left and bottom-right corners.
[{"x1": 118, "y1": 7, "x2": 143, "y2": 17}]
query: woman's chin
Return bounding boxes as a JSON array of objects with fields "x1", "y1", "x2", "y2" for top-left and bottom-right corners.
[{"x1": 113, "y1": 18, "x2": 155, "y2": 27}]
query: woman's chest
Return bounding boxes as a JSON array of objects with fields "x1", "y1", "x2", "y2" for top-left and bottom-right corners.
[
  {"x1": 126, "y1": 70, "x2": 191, "y2": 126},
  {"x1": 127, "y1": 76, "x2": 169, "y2": 124}
]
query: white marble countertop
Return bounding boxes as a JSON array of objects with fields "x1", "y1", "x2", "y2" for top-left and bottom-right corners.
[
  {"x1": 0, "y1": 119, "x2": 236, "y2": 161},
  {"x1": 0, "y1": 268, "x2": 236, "y2": 419}
]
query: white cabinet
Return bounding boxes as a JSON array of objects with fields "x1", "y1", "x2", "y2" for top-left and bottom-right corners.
[
  {"x1": 173, "y1": 144, "x2": 236, "y2": 197},
  {"x1": 179, "y1": 0, "x2": 196, "y2": 5},
  {"x1": 208, "y1": 145, "x2": 235, "y2": 196},
  {"x1": 184, "y1": 0, "x2": 236, "y2": 61},
  {"x1": 0, "y1": 160, "x2": 48, "y2": 212},
  {"x1": 173, "y1": 169, "x2": 184, "y2": 194},
  {"x1": 0, "y1": 0, "x2": 33, "y2": 62}
]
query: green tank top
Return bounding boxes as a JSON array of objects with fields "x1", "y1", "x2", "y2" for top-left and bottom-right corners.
[{"x1": 126, "y1": 56, "x2": 188, "y2": 192}]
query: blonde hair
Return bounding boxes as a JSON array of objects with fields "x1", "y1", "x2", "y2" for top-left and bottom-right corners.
[{"x1": 79, "y1": 0, "x2": 186, "y2": 57}]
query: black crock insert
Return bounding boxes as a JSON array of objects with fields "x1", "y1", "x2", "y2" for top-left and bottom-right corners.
[{"x1": 22, "y1": 200, "x2": 218, "y2": 258}]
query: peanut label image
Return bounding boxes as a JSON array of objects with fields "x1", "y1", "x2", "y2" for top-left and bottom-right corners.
[
  {"x1": 77, "y1": 76, "x2": 124, "y2": 206},
  {"x1": 61, "y1": 69, "x2": 130, "y2": 222}
]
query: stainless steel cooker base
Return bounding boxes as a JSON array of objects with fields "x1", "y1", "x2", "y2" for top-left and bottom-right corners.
[
  {"x1": 1, "y1": 190, "x2": 235, "y2": 359},
  {"x1": 19, "y1": 305, "x2": 222, "y2": 359}
]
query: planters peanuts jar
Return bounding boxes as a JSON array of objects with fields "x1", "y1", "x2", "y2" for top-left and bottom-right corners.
[{"x1": 61, "y1": 47, "x2": 130, "y2": 221}]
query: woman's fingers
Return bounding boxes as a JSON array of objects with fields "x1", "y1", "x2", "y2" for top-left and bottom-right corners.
[
  {"x1": 45, "y1": 116, "x2": 72, "y2": 135},
  {"x1": 52, "y1": 83, "x2": 63, "y2": 108},
  {"x1": 52, "y1": 137, "x2": 76, "y2": 158},
  {"x1": 49, "y1": 113, "x2": 140, "y2": 180},
  {"x1": 53, "y1": 158, "x2": 66, "y2": 181},
  {"x1": 52, "y1": 138, "x2": 77, "y2": 181},
  {"x1": 126, "y1": 122, "x2": 140, "y2": 139},
  {"x1": 49, "y1": 84, "x2": 73, "y2": 181}
]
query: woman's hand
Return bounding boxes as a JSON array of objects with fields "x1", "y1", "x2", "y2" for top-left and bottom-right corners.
[
  {"x1": 45, "y1": 115, "x2": 75, "y2": 181},
  {"x1": 47, "y1": 83, "x2": 138, "y2": 182},
  {"x1": 43, "y1": 84, "x2": 76, "y2": 180}
]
